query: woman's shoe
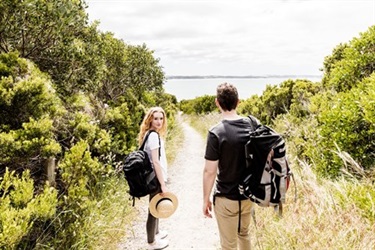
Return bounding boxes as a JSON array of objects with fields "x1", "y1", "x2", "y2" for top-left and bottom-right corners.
[
  {"x1": 148, "y1": 238, "x2": 169, "y2": 250},
  {"x1": 156, "y1": 230, "x2": 168, "y2": 239}
]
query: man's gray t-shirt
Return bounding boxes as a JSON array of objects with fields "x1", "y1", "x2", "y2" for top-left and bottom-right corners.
[{"x1": 204, "y1": 117, "x2": 255, "y2": 200}]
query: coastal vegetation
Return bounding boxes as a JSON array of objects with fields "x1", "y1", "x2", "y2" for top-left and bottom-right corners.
[
  {"x1": 0, "y1": 0, "x2": 374, "y2": 248},
  {"x1": 0, "y1": 0, "x2": 177, "y2": 248},
  {"x1": 181, "y1": 25, "x2": 375, "y2": 179},
  {"x1": 181, "y1": 25, "x2": 375, "y2": 249}
]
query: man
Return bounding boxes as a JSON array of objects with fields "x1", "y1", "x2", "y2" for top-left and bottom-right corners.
[{"x1": 203, "y1": 82, "x2": 258, "y2": 250}]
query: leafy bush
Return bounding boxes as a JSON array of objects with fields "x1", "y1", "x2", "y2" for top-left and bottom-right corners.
[
  {"x1": 179, "y1": 95, "x2": 216, "y2": 114},
  {"x1": 0, "y1": 0, "x2": 172, "y2": 246},
  {"x1": 103, "y1": 102, "x2": 144, "y2": 155},
  {"x1": 322, "y1": 25, "x2": 375, "y2": 92},
  {"x1": 55, "y1": 141, "x2": 110, "y2": 248},
  {"x1": 0, "y1": 168, "x2": 57, "y2": 249},
  {"x1": 0, "y1": 53, "x2": 64, "y2": 131},
  {"x1": 238, "y1": 79, "x2": 320, "y2": 124},
  {"x1": 309, "y1": 74, "x2": 375, "y2": 177},
  {"x1": 0, "y1": 54, "x2": 63, "y2": 177}
]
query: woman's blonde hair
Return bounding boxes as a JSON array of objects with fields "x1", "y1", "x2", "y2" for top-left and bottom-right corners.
[{"x1": 137, "y1": 107, "x2": 168, "y2": 146}]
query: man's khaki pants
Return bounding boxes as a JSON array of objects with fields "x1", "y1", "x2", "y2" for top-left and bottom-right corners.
[{"x1": 214, "y1": 196, "x2": 253, "y2": 250}]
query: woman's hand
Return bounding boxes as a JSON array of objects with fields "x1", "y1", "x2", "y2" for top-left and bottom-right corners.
[{"x1": 160, "y1": 184, "x2": 169, "y2": 195}]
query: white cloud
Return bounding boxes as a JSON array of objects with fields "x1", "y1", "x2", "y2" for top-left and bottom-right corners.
[{"x1": 86, "y1": 0, "x2": 375, "y2": 76}]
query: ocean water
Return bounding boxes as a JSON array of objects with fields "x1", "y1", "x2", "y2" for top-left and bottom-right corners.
[{"x1": 163, "y1": 77, "x2": 321, "y2": 101}]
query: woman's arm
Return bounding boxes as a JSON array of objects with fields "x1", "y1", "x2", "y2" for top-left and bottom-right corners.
[{"x1": 151, "y1": 148, "x2": 168, "y2": 194}]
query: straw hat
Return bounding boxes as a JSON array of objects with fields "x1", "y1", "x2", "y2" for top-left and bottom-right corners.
[{"x1": 149, "y1": 192, "x2": 178, "y2": 218}]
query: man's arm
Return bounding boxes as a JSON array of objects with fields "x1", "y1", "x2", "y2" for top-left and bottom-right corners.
[{"x1": 203, "y1": 159, "x2": 218, "y2": 218}]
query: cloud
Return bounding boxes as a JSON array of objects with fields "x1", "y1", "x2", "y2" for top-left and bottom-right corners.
[{"x1": 86, "y1": 0, "x2": 375, "y2": 76}]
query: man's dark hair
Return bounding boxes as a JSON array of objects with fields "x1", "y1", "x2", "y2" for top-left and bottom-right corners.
[{"x1": 216, "y1": 82, "x2": 239, "y2": 111}]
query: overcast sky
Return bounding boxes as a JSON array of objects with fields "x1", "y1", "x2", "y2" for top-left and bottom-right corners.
[{"x1": 85, "y1": 0, "x2": 375, "y2": 76}]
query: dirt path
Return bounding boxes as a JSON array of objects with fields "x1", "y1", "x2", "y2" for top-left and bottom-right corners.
[{"x1": 119, "y1": 121, "x2": 220, "y2": 250}]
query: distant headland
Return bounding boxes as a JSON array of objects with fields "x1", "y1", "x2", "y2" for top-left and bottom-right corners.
[{"x1": 166, "y1": 75, "x2": 322, "y2": 80}]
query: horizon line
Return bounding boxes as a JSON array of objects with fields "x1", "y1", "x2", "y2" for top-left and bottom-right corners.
[{"x1": 166, "y1": 74, "x2": 323, "y2": 79}]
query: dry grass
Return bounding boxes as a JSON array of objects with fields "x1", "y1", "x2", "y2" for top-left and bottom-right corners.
[
  {"x1": 249, "y1": 160, "x2": 375, "y2": 250},
  {"x1": 183, "y1": 112, "x2": 221, "y2": 138},
  {"x1": 166, "y1": 112, "x2": 185, "y2": 166}
]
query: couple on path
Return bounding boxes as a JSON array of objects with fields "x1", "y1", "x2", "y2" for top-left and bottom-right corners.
[{"x1": 133, "y1": 83, "x2": 257, "y2": 250}]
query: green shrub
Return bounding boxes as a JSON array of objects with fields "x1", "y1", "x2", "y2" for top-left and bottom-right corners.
[
  {"x1": 103, "y1": 102, "x2": 143, "y2": 155},
  {"x1": 179, "y1": 95, "x2": 216, "y2": 115},
  {"x1": 307, "y1": 73, "x2": 375, "y2": 177},
  {"x1": 0, "y1": 53, "x2": 64, "y2": 131},
  {"x1": 55, "y1": 141, "x2": 109, "y2": 248},
  {"x1": 239, "y1": 79, "x2": 320, "y2": 124},
  {"x1": 0, "y1": 54, "x2": 63, "y2": 175},
  {"x1": 0, "y1": 168, "x2": 57, "y2": 249},
  {"x1": 322, "y1": 25, "x2": 375, "y2": 92}
]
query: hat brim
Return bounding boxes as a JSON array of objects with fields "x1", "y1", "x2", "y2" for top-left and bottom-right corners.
[{"x1": 149, "y1": 192, "x2": 178, "y2": 218}]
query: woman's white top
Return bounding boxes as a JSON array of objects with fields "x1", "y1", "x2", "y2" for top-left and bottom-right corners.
[{"x1": 144, "y1": 131, "x2": 168, "y2": 182}]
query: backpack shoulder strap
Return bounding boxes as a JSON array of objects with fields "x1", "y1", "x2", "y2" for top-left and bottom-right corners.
[
  {"x1": 248, "y1": 115, "x2": 261, "y2": 131},
  {"x1": 139, "y1": 130, "x2": 152, "y2": 151},
  {"x1": 139, "y1": 130, "x2": 161, "y2": 159}
]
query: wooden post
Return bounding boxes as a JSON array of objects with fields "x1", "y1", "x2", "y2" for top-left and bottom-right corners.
[{"x1": 46, "y1": 157, "x2": 56, "y2": 186}]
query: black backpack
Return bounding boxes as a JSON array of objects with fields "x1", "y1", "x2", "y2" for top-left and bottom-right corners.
[
  {"x1": 239, "y1": 116, "x2": 295, "y2": 212},
  {"x1": 123, "y1": 130, "x2": 160, "y2": 204}
]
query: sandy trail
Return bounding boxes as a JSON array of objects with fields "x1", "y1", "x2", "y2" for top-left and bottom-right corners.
[{"x1": 119, "y1": 121, "x2": 220, "y2": 250}]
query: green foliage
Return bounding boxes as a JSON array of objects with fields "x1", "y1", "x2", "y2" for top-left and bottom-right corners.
[
  {"x1": 238, "y1": 79, "x2": 320, "y2": 124},
  {"x1": 0, "y1": 52, "x2": 28, "y2": 79},
  {"x1": 78, "y1": 176, "x2": 132, "y2": 249},
  {"x1": 56, "y1": 140, "x2": 110, "y2": 247},
  {"x1": 0, "y1": 54, "x2": 63, "y2": 174},
  {"x1": 48, "y1": 23, "x2": 106, "y2": 96},
  {"x1": 321, "y1": 43, "x2": 348, "y2": 84},
  {"x1": 179, "y1": 95, "x2": 217, "y2": 114},
  {"x1": 0, "y1": 0, "x2": 90, "y2": 95},
  {"x1": 0, "y1": 0, "x2": 171, "y2": 247},
  {"x1": 237, "y1": 94, "x2": 262, "y2": 117},
  {"x1": 322, "y1": 25, "x2": 375, "y2": 92},
  {"x1": 260, "y1": 81, "x2": 293, "y2": 123},
  {"x1": 333, "y1": 179, "x2": 375, "y2": 224},
  {"x1": 309, "y1": 74, "x2": 375, "y2": 176},
  {"x1": 0, "y1": 0, "x2": 87, "y2": 58},
  {"x1": 103, "y1": 102, "x2": 143, "y2": 155},
  {"x1": 124, "y1": 44, "x2": 165, "y2": 102},
  {"x1": 289, "y1": 80, "x2": 322, "y2": 118},
  {"x1": 0, "y1": 53, "x2": 64, "y2": 130},
  {"x1": 0, "y1": 168, "x2": 57, "y2": 249}
]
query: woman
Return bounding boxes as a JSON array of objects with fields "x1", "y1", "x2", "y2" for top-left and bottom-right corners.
[{"x1": 138, "y1": 107, "x2": 169, "y2": 250}]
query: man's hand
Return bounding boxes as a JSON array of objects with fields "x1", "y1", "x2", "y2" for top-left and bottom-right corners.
[
  {"x1": 203, "y1": 159, "x2": 218, "y2": 218},
  {"x1": 203, "y1": 200, "x2": 213, "y2": 218}
]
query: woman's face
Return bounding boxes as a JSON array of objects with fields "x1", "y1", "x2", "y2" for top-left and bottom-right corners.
[{"x1": 150, "y1": 111, "x2": 164, "y2": 131}]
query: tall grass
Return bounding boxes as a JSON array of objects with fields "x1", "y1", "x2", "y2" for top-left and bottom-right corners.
[
  {"x1": 86, "y1": 177, "x2": 133, "y2": 250},
  {"x1": 166, "y1": 112, "x2": 185, "y2": 166},
  {"x1": 185, "y1": 113, "x2": 375, "y2": 249},
  {"x1": 249, "y1": 161, "x2": 375, "y2": 249},
  {"x1": 183, "y1": 112, "x2": 221, "y2": 138}
]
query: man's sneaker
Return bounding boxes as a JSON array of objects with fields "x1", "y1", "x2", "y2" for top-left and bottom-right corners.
[
  {"x1": 148, "y1": 238, "x2": 169, "y2": 250},
  {"x1": 156, "y1": 230, "x2": 168, "y2": 239}
]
